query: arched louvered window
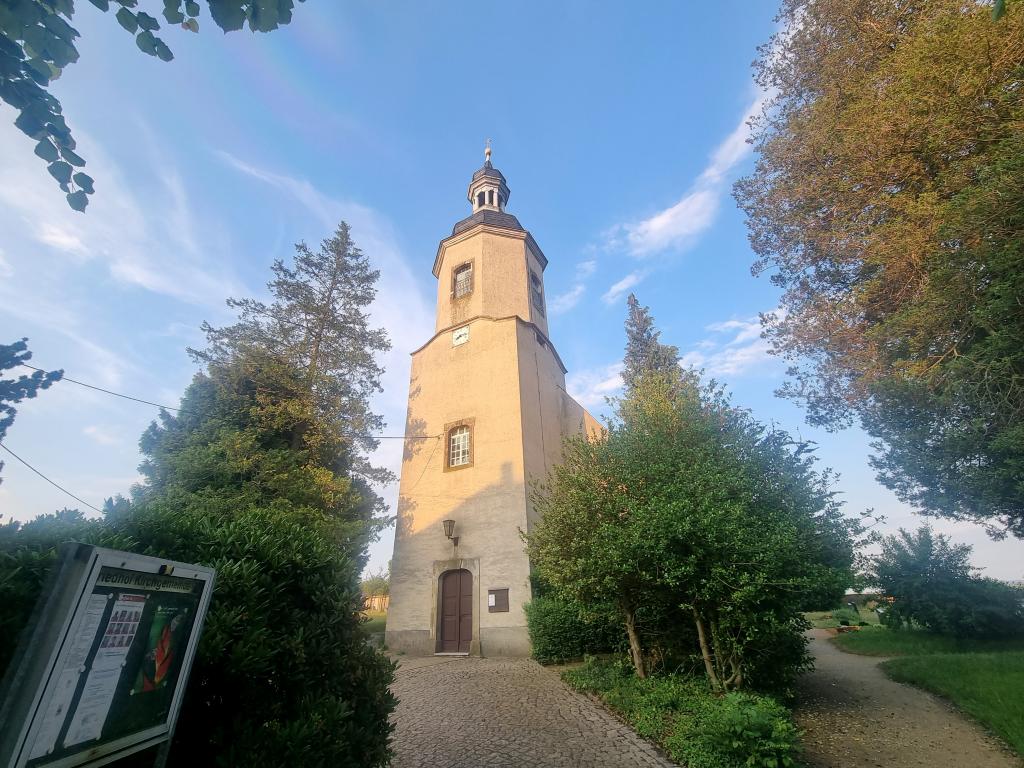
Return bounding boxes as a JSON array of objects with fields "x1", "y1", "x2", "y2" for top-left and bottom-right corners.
[
  {"x1": 530, "y1": 270, "x2": 544, "y2": 315},
  {"x1": 453, "y1": 263, "x2": 473, "y2": 299}
]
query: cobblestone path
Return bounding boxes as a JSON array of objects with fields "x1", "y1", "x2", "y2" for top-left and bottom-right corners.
[
  {"x1": 389, "y1": 656, "x2": 677, "y2": 768},
  {"x1": 795, "y1": 629, "x2": 1021, "y2": 768}
]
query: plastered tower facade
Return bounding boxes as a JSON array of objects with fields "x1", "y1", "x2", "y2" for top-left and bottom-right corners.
[{"x1": 386, "y1": 150, "x2": 600, "y2": 657}]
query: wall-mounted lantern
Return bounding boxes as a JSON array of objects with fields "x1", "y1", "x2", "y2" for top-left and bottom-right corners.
[{"x1": 442, "y1": 519, "x2": 460, "y2": 549}]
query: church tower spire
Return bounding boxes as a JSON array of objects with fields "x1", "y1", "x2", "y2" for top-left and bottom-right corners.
[
  {"x1": 467, "y1": 140, "x2": 510, "y2": 213},
  {"x1": 386, "y1": 148, "x2": 602, "y2": 658}
]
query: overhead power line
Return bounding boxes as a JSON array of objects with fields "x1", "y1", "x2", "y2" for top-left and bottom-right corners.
[
  {"x1": 20, "y1": 363, "x2": 182, "y2": 412},
  {"x1": 0, "y1": 442, "x2": 104, "y2": 513},
  {"x1": 17, "y1": 363, "x2": 436, "y2": 440}
]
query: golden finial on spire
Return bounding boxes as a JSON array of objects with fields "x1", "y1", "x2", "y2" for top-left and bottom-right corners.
[{"x1": 485, "y1": 138, "x2": 492, "y2": 164}]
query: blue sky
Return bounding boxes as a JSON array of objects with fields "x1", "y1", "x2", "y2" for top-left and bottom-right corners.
[{"x1": 2, "y1": 1, "x2": 1021, "y2": 579}]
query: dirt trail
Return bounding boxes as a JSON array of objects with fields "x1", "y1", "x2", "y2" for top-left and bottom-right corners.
[{"x1": 795, "y1": 629, "x2": 1021, "y2": 768}]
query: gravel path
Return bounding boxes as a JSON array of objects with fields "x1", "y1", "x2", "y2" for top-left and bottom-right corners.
[
  {"x1": 795, "y1": 629, "x2": 1022, "y2": 767},
  {"x1": 389, "y1": 655, "x2": 676, "y2": 768}
]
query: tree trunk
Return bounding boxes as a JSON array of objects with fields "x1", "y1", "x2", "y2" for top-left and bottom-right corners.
[
  {"x1": 624, "y1": 607, "x2": 646, "y2": 678},
  {"x1": 693, "y1": 607, "x2": 721, "y2": 691}
]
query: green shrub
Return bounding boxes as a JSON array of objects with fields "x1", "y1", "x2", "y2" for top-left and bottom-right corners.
[
  {"x1": 0, "y1": 502, "x2": 396, "y2": 768},
  {"x1": 873, "y1": 527, "x2": 1024, "y2": 638},
  {"x1": 524, "y1": 595, "x2": 624, "y2": 664},
  {"x1": 699, "y1": 693, "x2": 801, "y2": 768},
  {"x1": 833, "y1": 607, "x2": 860, "y2": 625},
  {"x1": 0, "y1": 510, "x2": 132, "y2": 678},
  {"x1": 738, "y1": 614, "x2": 812, "y2": 699},
  {"x1": 563, "y1": 658, "x2": 801, "y2": 768}
]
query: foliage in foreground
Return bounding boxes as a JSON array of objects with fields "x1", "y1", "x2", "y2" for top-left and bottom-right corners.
[
  {"x1": 0, "y1": 510, "x2": 129, "y2": 676},
  {"x1": 524, "y1": 593, "x2": 625, "y2": 665},
  {"x1": 0, "y1": 338, "x2": 62, "y2": 482},
  {"x1": 870, "y1": 526, "x2": 1024, "y2": 638},
  {"x1": 527, "y1": 297, "x2": 857, "y2": 694},
  {"x1": 1, "y1": 0, "x2": 305, "y2": 210},
  {"x1": 735, "y1": 0, "x2": 1024, "y2": 537},
  {"x1": 563, "y1": 658, "x2": 801, "y2": 768},
  {"x1": 882, "y1": 652, "x2": 1024, "y2": 758},
  {"x1": 0, "y1": 221, "x2": 397, "y2": 765}
]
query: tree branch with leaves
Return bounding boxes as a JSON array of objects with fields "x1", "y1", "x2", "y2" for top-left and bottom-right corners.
[{"x1": 0, "y1": 0, "x2": 305, "y2": 211}]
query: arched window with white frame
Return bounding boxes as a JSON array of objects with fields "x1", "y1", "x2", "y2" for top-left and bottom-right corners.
[{"x1": 448, "y1": 425, "x2": 471, "y2": 468}]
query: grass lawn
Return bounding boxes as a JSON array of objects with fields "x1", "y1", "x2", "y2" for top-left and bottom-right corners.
[
  {"x1": 832, "y1": 626, "x2": 1024, "y2": 656},
  {"x1": 805, "y1": 607, "x2": 880, "y2": 629},
  {"x1": 830, "y1": 626, "x2": 1024, "y2": 758},
  {"x1": 882, "y1": 652, "x2": 1024, "y2": 757},
  {"x1": 363, "y1": 610, "x2": 387, "y2": 634}
]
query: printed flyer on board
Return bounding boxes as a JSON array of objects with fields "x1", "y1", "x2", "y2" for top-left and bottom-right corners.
[{"x1": 24, "y1": 565, "x2": 203, "y2": 767}]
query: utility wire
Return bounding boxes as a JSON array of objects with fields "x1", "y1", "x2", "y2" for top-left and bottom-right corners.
[
  {"x1": 0, "y1": 442, "x2": 104, "y2": 513},
  {"x1": 17, "y1": 363, "x2": 436, "y2": 440},
  {"x1": 19, "y1": 363, "x2": 182, "y2": 412}
]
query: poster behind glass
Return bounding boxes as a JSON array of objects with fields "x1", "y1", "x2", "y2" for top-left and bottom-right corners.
[{"x1": 25, "y1": 567, "x2": 202, "y2": 766}]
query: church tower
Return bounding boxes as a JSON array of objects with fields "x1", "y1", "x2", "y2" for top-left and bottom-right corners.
[{"x1": 386, "y1": 147, "x2": 601, "y2": 657}]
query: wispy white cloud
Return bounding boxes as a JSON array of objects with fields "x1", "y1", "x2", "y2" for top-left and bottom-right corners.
[
  {"x1": 683, "y1": 312, "x2": 782, "y2": 377},
  {"x1": 608, "y1": 93, "x2": 767, "y2": 258},
  {"x1": 0, "y1": 249, "x2": 11, "y2": 278},
  {"x1": 0, "y1": 120, "x2": 242, "y2": 308},
  {"x1": 602, "y1": 270, "x2": 646, "y2": 305},
  {"x1": 567, "y1": 362, "x2": 624, "y2": 410},
  {"x1": 36, "y1": 224, "x2": 88, "y2": 256},
  {"x1": 625, "y1": 188, "x2": 720, "y2": 256},
  {"x1": 83, "y1": 425, "x2": 121, "y2": 446},
  {"x1": 548, "y1": 259, "x2": 601, "y2": 316},
  {"x1": 575, "y1": 259, "x2": 597, "y2": 280},
  {"x1": 569, "y1": 310, "x2": 779, "y2": 415},
  {"x1": 549, "y1": 284, "x2": 585, "y2": 315}
]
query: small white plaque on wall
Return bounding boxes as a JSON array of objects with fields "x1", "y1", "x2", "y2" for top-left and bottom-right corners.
[{"x1": 452, "y1": 326, "x2": 470, "y2": 346}]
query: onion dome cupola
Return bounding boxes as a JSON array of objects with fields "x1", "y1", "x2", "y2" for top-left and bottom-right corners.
[{"x1": 467, "y1": 140, "x2": 510, "y2": 213}]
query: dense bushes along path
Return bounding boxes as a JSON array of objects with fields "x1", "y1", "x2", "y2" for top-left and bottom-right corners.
[{"x1": 795, "y1": 630, "x2": 1020, "y2": 767}]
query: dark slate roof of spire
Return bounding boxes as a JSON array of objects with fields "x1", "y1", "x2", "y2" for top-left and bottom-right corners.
[
  {"x1": 451, "y1": 209, "x2": 524, "y2": 236},
  {"x1": 471, "y1": 161, "x2": 507, "y2": 184}
]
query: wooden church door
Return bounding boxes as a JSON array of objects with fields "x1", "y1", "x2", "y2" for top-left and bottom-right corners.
[{"x1": 440, "y1": 569, "x2": 472, "y2": 653}]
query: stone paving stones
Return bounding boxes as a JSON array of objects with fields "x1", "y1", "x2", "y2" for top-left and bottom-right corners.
[{"x1": 389, "y1": 656, "x2": 677, "y2": 768}]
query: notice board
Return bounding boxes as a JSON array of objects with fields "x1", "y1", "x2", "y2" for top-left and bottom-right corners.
[{"x1": 0, "y1": 544, "x2": 215, "y2": 768}]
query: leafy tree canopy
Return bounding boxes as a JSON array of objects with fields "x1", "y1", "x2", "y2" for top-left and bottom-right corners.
[
  {"x1": 735, "y1": 0, "x2": 1024, "y2": 537},
  {"x1": 528, "y1": 300, "x2": 857, "y2": 694},
  {"x1": 871, "y1": 525, "x2": 1024, "y2": 638},
  {"x1": 1, "y1": 220, "x2": 397, "y2": 764},
  {"x1": 107, "y1": 346, "x2": 394, "y2": 763},
  {"x1": 0, "y1": 0, "x2": 305, "y2": 211},
  {"x1": 361, "y1": 567, "x2": 389, "y2": 597},
  {"x1": 0, "y1": 338, "x2": 62, "y2": 483}
]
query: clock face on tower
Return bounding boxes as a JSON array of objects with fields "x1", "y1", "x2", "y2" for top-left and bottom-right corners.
[{"x1": 452, "y1": 326, "x2": 470, "y2": 346}]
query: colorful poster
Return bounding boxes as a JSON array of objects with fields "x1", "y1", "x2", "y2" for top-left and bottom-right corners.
[
  {"x1": 133, "y1": 605, "x2": 190, "y2": 694},
  {"x1": 28, "y1": 595, "x2": 109, "y2": 759},
  {"x1": 16, "y1": 558, "x2": 210, "y2": 768},
  {"x1": 62, "y1": 594, "x2": 146, "y2": 747}
]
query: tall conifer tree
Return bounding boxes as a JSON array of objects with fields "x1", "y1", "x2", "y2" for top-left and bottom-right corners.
[
  {"x1": 193, "y1": 222, "x2": 392, "y2": 496},
  {"x1": 621, "y1": 294, "x2": 681, "y2": 393}
]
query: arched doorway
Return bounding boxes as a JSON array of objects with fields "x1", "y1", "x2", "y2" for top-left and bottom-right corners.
[{"x1": 438, "y1": 569, "x2": 472, "y2": 653}]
